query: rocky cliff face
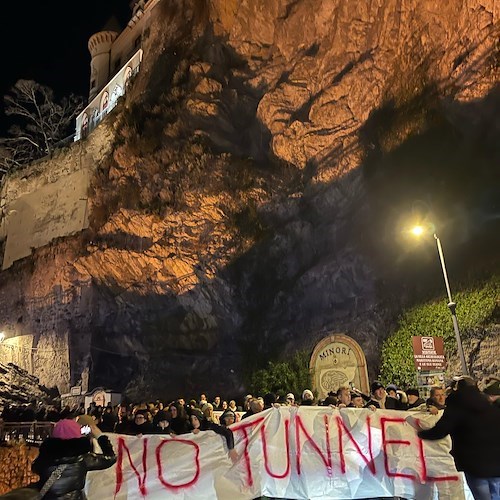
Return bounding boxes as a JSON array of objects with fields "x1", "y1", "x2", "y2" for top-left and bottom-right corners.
[
  {"x1": 0, "y1": 0, "x2": 498, "y2": 400},
  {"x1": 0, "y1": 363, "x2": 55, "y2": 410}
]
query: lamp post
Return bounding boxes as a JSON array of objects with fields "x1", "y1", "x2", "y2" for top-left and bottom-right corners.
[{"x1": 411, "y1": 226, "x2": 469, "y2": 375}]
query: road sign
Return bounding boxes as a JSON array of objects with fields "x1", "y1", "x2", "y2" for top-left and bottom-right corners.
[{"x1": 412, "y1": 336, "x2": 446, "y2": 370}]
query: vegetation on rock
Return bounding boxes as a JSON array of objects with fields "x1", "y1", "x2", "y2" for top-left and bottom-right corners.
[
  {"x1": 0, "y1": 80, "x2": 83, "y2": 174},
  {"x1": 248, "y1": 350, "x2": 311, "y2": 400},
  {"x1": 379, "y1": 276, "x2": 499, "y2": 388}
]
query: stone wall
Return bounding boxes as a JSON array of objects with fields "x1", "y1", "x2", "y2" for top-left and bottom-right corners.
[
  {"x1": 0, "y1": 442, "x2": 38, "y2": 495},
  {"x1": 33, "y1": 331, "x2": 71, "y2": 394},
  {"x1": 0, "y1": 263, "x2": 93, "y2": 393},
  {"x1": 0, "y1": 123, "x2": 114, "y2": 392},
  {"x1": 0, "y1": 123, "x2": 115, "y2": 270},
  {"x1": 2, "y1": 169, "x2": 90, "y2": 270},
  {"x1": 0, "y1": 336, "x2": 34, "y2": 373}
]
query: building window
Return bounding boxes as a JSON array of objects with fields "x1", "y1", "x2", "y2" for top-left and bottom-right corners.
[
  {"x1": 90, "y1": 80, "x2": 96, "y2": 89},
  {"x1": 124, "y1": 66, "x2": 133, "y2": 88},
  {"x1": 92, "y1": 109, "x2": 99, "y2": 127},
  {"x1": 81, "y1": 113, "x2": 89, "y2": 138},
  {"x1": 134, "y1": 35, "x2": 141, "y2": 48},
  {"x1": 100, "y1": 91, "x2": 109, "y2": 112}
]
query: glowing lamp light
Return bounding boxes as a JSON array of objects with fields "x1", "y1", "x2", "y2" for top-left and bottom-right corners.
[{"x1": 411, "y1": 225, "x2": 424, "y2": 236}]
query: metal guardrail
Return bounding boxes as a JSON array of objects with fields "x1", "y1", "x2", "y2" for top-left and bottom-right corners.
[{"x1": 0, "y1": 422, "x2": 54, "y2": 446}]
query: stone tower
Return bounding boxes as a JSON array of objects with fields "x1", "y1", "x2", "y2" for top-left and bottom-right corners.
[{"x1": 88, "y1": 24, "x2": 119, "y2": 102}]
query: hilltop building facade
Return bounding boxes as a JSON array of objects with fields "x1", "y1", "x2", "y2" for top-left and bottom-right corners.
[
  {"x1": 74, "y1": 0, "x2": 159, "y2": 141},
  {"x1": 0, "y1": 1, "x2": 161, "y2": 394}
]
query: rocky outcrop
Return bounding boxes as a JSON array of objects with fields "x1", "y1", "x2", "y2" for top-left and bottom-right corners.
[
  {"x1": 0, "y1": 0, "x2": 498, "y2": 399},
  {"x1": 0, "y1": 363, "x2": 55, "y2": 409}
]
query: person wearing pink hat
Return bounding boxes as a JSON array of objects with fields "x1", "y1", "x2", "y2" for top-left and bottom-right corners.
[{"x1": 30, "y1": 417, "x2": 116, "y2": 499}]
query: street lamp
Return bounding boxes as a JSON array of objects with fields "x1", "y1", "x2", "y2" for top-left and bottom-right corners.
[{"x1": 411, "y1": 226, "x2": 469, "y2": 375}]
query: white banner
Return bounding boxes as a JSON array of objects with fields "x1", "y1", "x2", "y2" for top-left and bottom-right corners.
[{"x1": 86, "y1": 407, "x2": 472, "y2": 499}]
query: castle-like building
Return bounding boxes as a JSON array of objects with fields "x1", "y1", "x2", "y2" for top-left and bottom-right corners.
[
  {"x1": 0, "y1": 0, "x2": 163, "y2": 393},
  {"x1": 74, "y1": 0, "x2": 160, "y2": 141}
]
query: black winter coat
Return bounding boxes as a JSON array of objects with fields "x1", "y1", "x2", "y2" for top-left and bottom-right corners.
[
  {"x1": 199, "y1": 420, "x2": 235, "y2": 450},
  {"x1": 169, "y1": 417, "x2": 190, "y2": 435},
  {"x1": 31, "y1": 436, "x2": 116, "y2": 500},
  {"x1": 418, "y1": 386, "x2": 500, "y2": 477}
]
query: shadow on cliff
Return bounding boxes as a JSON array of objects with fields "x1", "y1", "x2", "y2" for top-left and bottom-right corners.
[
  {"x1": 222, "y1": 82, "x2": 500, "y2": 378},
  {"x1": 135, "y1": 12, "x2": 272, "y2": 165},
  {"x1": 85, "y1": 275, "x2": 243, "y2": 401}
]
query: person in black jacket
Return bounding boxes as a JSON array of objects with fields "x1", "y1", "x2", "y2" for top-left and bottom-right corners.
[
  {"x1": 152, "y1": 410, "x2": 172, "y2": 434},
  {"x1": 189, "y1": 409, "x2": 238, "y2": 463},
  {"x1": 128, "y1": 410, "x2": 154, "y2": 436},
  {"x1": 406, "y1": 388, "x2": 426, "y2": 410},
  {"x1": 364, "y1": 381, "x2": 405, "y2": 410},
  {"x1": 31, "y1": 418, "x2": 116, "y2": 499},
  {"x1": 418, "y1": 376, "x2": 500, "y2": 500},
  {"x1": 167, "y1": 402, "x2": 190, "y2": 435},
  {"x1": 98, "y1": 406, "x2": 117, "y2": 433}
]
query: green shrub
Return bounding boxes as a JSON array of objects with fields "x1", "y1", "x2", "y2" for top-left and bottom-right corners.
[
  {"x1": 380, "y1": 276, "x2": 499, "y2": 387},
  {"x1": 248, "y1": 350, "x2": 311, "y2": 399}
]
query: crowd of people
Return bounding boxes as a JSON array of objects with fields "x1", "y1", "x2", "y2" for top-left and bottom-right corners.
[
  {"x1": 2, "y1": 377, "x2": 499, "y2": 432},
  {"x1": 1, "y1": 376, "x2": 499, "y2": 500}
]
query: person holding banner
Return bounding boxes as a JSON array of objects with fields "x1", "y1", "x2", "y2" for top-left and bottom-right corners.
[
  {"x1": 365, "y1": 381, "x2": 403, "y2": 409},
  {"x1": 219, "y1": 409, "x2": 236, "y2": 427},
  {"x1": 189, "y1": 408, "x2": 238, "y2": 463},
  {"x1": 167, "y1": 401, "x2": 190, "y2": 435},
  {"x1": 417, "y1": 376, "x2": 500, "y2": 500}
]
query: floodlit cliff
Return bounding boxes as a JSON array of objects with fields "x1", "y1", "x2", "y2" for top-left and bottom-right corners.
[{"x1": 0, "y1": 0, "x2": 498, "y2": 400}]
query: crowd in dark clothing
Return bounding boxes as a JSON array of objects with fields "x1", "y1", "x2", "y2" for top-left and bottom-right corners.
[
  {"x1": 1, "y1": 403, "x2": 68, "y2": 423},
  {"x1": 2, "y1": 377, "x2": 498, "y2": 429},
  {"x1": 1, "y1": 377, "x2": 499, "y2": 500}
]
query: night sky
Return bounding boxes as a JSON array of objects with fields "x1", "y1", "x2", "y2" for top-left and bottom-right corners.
[{"x1": 0, "y1": 0, "x2": 132, "y2": 135}]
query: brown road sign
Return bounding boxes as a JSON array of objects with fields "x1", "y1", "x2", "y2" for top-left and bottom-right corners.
[{"x1": 412, "y1": 336, "x2": 446, "y2": 370}]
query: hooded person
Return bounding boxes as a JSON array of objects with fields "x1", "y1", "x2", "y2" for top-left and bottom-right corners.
[
  {"x1": 220, "y1": 409, "x2": 236, "y2": 427},
  {"x1": 263, "y1": 393, "x2": 278, "y2": 409},
  {"x1": 189, "y1": 409, "x2": 238, "y2": 463},
  {"x1": 98, "y1": 405, "x2": 117, "y2": 433},
  {"x1": 417, "y1": 376, "x2": 500, "y2": 500},
  {"x1": 406, "y1": 388, "x2": 426, "y2": 410},
  {"x1": 153, "y1": 410, "x2": 172, "y2": 434},
  {"x1": 29, "y1": 417, "x2": 116, "y2": 499},
  {"x1": 300, "y1": 389, "x2": 315, "y2": 406},
  {"x1": 167, "y1": 401, "x2": 190, "y2": 435}
]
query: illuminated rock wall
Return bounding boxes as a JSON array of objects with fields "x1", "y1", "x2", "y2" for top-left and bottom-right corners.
[
  {"x1": 0, "y1": 443, "x2": 38, "y2": 495},
  {"x1": 0, "y1": 0, "x2": 498, "y2": 400},
  {"x1": 0, "y1": 335, "x2": 34, "y2": 373}
]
